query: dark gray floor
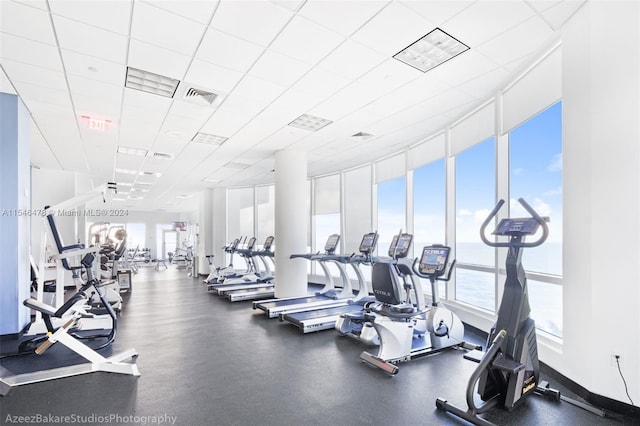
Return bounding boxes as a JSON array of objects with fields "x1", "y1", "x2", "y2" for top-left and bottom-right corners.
[{"x1": 0, "y1": 267, "x2": 635, "y2": 425}]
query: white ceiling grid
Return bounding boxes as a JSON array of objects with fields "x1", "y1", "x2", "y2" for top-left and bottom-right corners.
[{"x1": 0, "y1": 0, "x2": 584, "y2": 211}]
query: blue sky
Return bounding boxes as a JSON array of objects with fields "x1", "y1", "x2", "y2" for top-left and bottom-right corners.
[{"x1": 377, "y1": 101, "x2": 563, "y2": 247}]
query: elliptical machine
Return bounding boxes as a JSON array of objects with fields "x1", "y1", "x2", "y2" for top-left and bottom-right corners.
[
  {"x1": 360, "y1": 234, "x2": 476, "y2": 375},
  {"x1": 436, "y1": 198, "x2": 559, "y2": 425}
]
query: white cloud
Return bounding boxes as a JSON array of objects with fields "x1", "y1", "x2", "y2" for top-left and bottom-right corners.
[
  {"x1": 474, "y1": 208, "x2": 491, "y2": 223},
  {"x1": 458, "y1": 208, "x2": 473, "y2": 216},
  {"x1": 547, "y1": 153, "x2": 562, "y2": 172},
  {"x1": 512, "y1": 167, "x2": 525, "y2": 175}
]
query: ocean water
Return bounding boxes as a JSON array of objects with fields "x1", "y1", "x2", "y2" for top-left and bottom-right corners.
[{"x1": 417, "y1": 241, "x2": 563, "y2": 338}]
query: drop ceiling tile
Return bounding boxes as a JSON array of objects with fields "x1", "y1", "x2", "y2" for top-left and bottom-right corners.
[
  {"x1": 358, "y1": 58, "x2": 421, "y2": 97},
  {"x1": 231, "y1": 74, "x2": 286, "y2": 103},
  {"x1": 0, "y1": 69, "x2": 17, "y2": 94},
  {"x1": 542, "y1": 0, "x2": 587, "y2": 29},
  {"x1": 123, "y1": 86, "x2": 172, "y2": 110},
  {"x1": 443, "y1": 1, "x2": 535, "y2": 47},
  {"x1": 150, "y1": 135, "x2": 189, "y2": 156},
  {"x1": 196, "y1": 27, "x2": 264, "y2": 72},
  {"x1": 183, "y1": 58, "x2": 244, "y2": 93},
  {"x1": 73, "y1": 93, "x2": 122, "y2": 118},
  {"x1": 53, "y1": 15, "x2": 128, "y2": 64},
  {"x1": 425, "y1": 50, "x2": 500, "y2": 87},
  {"x1": 120, "y1": 102, "x2": 168, "y2": 128},
  {"x1": 400, "y1": 0, "x2": 474, "y2": 26},
  {"x1": 117, "y1": 122, "x2": 159, "y2": 150},
  {"x1": 1, "y1": 1, "x2": 56, "y2": 45},
  {"x1": 30, "y1": 122, "x2": 62, "y2": 169},
  {"x1": 309, "y1": 80, "x2": 380, "y2": 121},
  {"x1": 141, "y1": 0, "x2": 219, "y2": 25},
  {"x1": 131, "y1": 1, "x2": 206, "y2": 56},
  {"x1": 211, "y1": 0, "x2": 292, "y2": 47},
  {"x1": 168, "y1": 99, "x2": 215, "y2": 122},
  {"x1": 290, "y1": 67, "x2": 350, "y2": 103},
  {"x1": 127, "y1": 39, "x2": 192, "y2": 80},
  {"x1": 12, "y1": 0, "x2": 48, "y2": 11},
  {"x1": 1, "y1": 59, "x2": 68, "y2": 92},
  {"x1": 61, "y1": 49, "x2": 126, "y2": 86},
  {"x1": 49, "y1": 0, "x2": 132, "y2": 35},
  {"x1": 219, "y1": 93, "x2": 272, "y2": 118},
  {"x1": 201, "y1": 108, "x2": 253, "y2": 136},
  {"x1": 476, "y1": 16, "x2": 554, "y2": 67},
  {"x1": 269, "y1": 15, "x2": 345, "y2": 65},
  {"x1": 248, "y1": 50, "x2": 312, "y2": 87},
  {"x1": 12, "y1": 80, "x2": 71, "y2": 109},
  {"x1": 68, "y1": 74, "x2": 123, "y2": 102},
  {"x1": 351, "y1": 2, "x2": 436, "y2": 56},
  {"x1": 0, "y1": 33, "x2": 64, "y2": 72},
  {"x1": 453, "y1": 67, "x2": 509, "y2": 100},
  {"x1": 527, "y1": 1, "x2": 566, "y2": 14},
  {"x1": 316, "y1": 39, "x2": 386, "y2": 80},
  {"x1": 27, "y1": 101, "x2": 76, "y2": 122},
  {"x1": 159, "y1": 115, "x2": 204, "y2": 140},
  {"x1": 298, "y1": 0, "x2": 388, "y2": 36},
  {"x1": 255, "y1": 126, "x2": 309, "y2": 152}
]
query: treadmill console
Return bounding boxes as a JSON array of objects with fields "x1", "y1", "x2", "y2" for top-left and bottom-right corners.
[
  {"x1": 418, "y1": 245, "x2": 450, "y2": 276},
  {"x1": 263, "y1": 236, "x2": 274, "y2": 251},
  {"x1": 493, "y1": 218, "x2": 546, "y2": 236},
  {"x1": 359, "y1": 232, "x2": 378, "y2": 254},
  {"x1": 388, "y1": 233, "x2": 413, "y2": 259},
  {"x1": 324, "y1": 234, "x2": 340, "y2": 254},
  {"x1": 246, "y1": 237, "x2": 257, "y2": 250}
]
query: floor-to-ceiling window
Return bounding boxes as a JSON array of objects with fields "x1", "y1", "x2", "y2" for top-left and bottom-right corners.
[
  {"x1": 413, "y1": 159, "x2": 446, "y2": 297},
  {"x1": 377, "y1": 176, "x2": 406, "y2": 256},
  {"x1": 227, "y1": 187, "x2": 254, "y2": 270},
  {"x1": 455, "y1": 137, "x2": 496, "y2": 312},
  {"x1": 510, "y1": 101, "x2": 563, "y2": 337},
  {"x1": 313, "y1": 174, "x2": 341, "y2": 279}
]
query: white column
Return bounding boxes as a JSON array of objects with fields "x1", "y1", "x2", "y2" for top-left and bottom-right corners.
[
  {"x1": 0, "y1": 93, "x2": 31, "y2": 334},
  {"x1": 197, "y1": 189, "x2": 214, "y2": 274},
  {"x1": 562, "y1": 1, "x2": 640, "y2": 403},
  {"x1": 274, "y1": 150, "x2": 308, "y2": 298},
  {"x1": 211, "y1": 187, "x2": 227, "y2": 266}
]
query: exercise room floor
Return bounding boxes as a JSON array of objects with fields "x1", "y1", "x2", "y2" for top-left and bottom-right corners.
[{"x1": 0, "y1": 267, "x2": 635, "y2": 425}]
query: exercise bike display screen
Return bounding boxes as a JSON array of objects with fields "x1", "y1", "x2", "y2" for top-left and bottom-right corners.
[
  {"x1": 324, "y1": 234, "x2": 340, "y2": 253},
  {"x1": 359, "y1": 232, "x2": 378, "y2": 254},
  {"x1": 387, "y1": 233, "x2": 413, "y2": 258},
  {"x1": 419, "y1": 246, "x2": 450, "y2": 274},
  {"x1": 494, "y1": 218, "x2": 540, "y2": 236}
]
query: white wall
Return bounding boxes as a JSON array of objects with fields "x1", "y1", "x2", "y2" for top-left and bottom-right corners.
[{"x1": 560, "y1": 1, "x2": 640, "y2": 404}]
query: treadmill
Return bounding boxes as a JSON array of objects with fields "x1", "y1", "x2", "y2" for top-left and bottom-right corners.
[
  {"x1": 252, "y1": 234, "x2": 356, "y2": 318},
  {"x1": 214, "y1": 236, "x2": 275, "y2": 295},
  {"x1": 278, "y1": 232, "x2": 379, "y2": 333}
]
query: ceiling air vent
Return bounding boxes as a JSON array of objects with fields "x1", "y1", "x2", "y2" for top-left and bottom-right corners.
[
  {"x1": 175, "y1": 82, "x2": 225, "y2": 108},
  {"x1": 184, "y1": 87, "x2": 218, "y2": 105}
]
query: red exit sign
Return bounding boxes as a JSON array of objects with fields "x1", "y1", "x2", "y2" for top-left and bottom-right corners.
[{"x1": 81, "y1": 115, "x2": 111, "y2": 132}]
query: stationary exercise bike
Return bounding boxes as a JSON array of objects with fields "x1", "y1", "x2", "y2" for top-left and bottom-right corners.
[
  {"x1": 360, "y1": 234, "x2": 476, "y2": 375},
  {"x1": 436, "y1": 198, "x2": 559, "y2": 425}
]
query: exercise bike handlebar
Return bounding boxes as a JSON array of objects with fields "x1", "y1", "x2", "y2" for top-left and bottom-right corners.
[{"x1": 480, "y1": 198, "x2": 549, "y2": 248}]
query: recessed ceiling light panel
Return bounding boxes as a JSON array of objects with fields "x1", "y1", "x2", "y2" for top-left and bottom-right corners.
[
  {"x1": 224, "y1": 162, "x2": 251, "y2": 170},
  {"x1": 191, "y1": 132, "x2": 228, "y2": 146},
  {"x1": 202, "y1": 178, "x2": 222, "y2": 184},
  {"x1": 125, "y1": 67, "x2": 180, "y2": 98},
  {"x1": 115, "y1": 168, "x2": 138, "y2": 175},
  {"x1": 139, "y1": 171, "x2": 161, "y2": 177},
  {"x1": 288, "y1": 114, "x2": 332, "y2": 132},
  {"x1": 117, "y1": 146, "x2": 148, "y2": 156},
  {"x1": 393, "y1": 28, "x2": 469, "y2": 73},
  {"x1": 151, "y1": 152, "x2": 174, "y2": 160}
]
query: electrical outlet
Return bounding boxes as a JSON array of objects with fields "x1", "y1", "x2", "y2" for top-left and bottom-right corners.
[{"x1": 610, "y1": 353, "x2": 621, "y2": 367}]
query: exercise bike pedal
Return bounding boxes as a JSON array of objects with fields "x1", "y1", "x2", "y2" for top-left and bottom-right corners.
[{"x1": 492, "y1": 354, "x2": 525, "y2": 374}]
